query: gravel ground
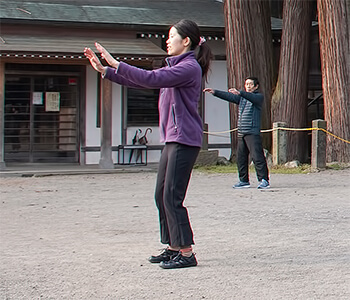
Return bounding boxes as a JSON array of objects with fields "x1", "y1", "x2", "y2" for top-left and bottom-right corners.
[{"x1": 0, "y1": 168, "x2": 349, "y2": 299}]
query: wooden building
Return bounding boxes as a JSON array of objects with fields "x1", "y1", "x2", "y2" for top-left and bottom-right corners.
[{"x1": 0, "y1": 0, "x2": 321, "y2": 167}]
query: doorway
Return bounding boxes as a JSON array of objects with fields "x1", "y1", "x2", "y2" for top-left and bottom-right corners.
[{"x1": 4, "y1": 68, "x2": 81, "y2": 163}]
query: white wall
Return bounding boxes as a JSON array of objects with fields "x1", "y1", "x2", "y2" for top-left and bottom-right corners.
[
  {"x1": 85, "y1": 67, "x2": 101, "y2": 164},
  {"x1": 205, "y1": 60, "x2": 232, "y2": 159},
  {"x1": 111, "y1": 83, "x2": 122, "y2": 163}
]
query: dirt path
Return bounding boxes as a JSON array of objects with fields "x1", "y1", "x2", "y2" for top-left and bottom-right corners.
[{"x1": 1, "y1": 168, "x2": 349, "y2": 299}]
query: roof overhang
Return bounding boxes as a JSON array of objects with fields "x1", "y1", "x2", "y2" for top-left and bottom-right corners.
[
  {"x1": 0, "y1": 35, "x2": 167, "y2": 60},
  {"x1": 1, "y1": 0, "x2": 225, "y2": 29}
]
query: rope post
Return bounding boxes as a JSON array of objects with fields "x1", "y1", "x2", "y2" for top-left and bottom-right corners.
[
  {"x1": 311, "y1": 119, "x2": 327, "y2": 170},
  {"x1": 272, "y1": 122, "x2": 287, "y2": 165},
  {"x1": 202, "y1": 123, "x2": 208, "y2": 150}
]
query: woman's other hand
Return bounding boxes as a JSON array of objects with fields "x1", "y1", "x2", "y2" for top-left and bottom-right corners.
[
  {"x1": 95, "y1": 43, "x2": 119, "y2": 69},
  {"x1": 84, "y1": 47, "x2": 106, "y2": 74}
]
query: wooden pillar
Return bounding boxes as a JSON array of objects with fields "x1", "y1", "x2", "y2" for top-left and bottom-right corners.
[
  {"x1": 0, "y1": 61, "x2": 6, "y2": 170},
  {"x1": 311, "y1": 119, "x2": 327, "y2": 169},
  {"x1": 272, "y1": 122, "x2": 287, "y2": 165},
  {"x1": 99, "y1": 79, "x2": 114, "y2": 169}
]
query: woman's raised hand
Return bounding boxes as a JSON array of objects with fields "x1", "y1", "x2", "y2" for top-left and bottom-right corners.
[
  {"x1": 84, "y1": 47, "x2": 106, "y2": 73},
  {"x1": 95, "y1": 42, "x2": 119, "y2": 69}
]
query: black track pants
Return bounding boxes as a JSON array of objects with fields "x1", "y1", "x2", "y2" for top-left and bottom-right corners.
[
  {"x1": 154, "y1": 142, "x2": 200, "y2": 247},
  {"x1": 236, "y1": 134, "x2": 269, "y2": 183}
]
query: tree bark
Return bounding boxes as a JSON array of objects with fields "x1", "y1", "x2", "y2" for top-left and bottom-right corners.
[
  {"x1": 271, "y1": 0, "x2": 313, "y2": 163},
  {"x1": 0, "y1": 61, "x2": 5, "y2": 169},
  {"x1": 317, "y1": 0, "x2": 350, "y2": 163},
  {"x1": 224, "y1": 0, "x2": 274, "y2": 160}
]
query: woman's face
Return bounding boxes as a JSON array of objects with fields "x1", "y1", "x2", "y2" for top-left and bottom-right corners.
[{"x1": 166, "y1": 26, "x2": 189, "y2": 56}]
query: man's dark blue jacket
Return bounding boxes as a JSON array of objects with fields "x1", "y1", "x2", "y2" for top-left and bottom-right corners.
[{"x1": 213, "y1": 89, "x2": 264, "y2": 136}]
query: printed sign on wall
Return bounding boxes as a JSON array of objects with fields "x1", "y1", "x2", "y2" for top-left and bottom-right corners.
[
  {"x1": 45, "y1": 92, "x2": 60, "y2": 112},
  {"x1": 32, "y1": 92, "x2": 43, "y2": 105}
]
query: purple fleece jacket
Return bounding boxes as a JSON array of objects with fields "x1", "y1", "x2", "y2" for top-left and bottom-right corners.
[{"x1": 104, "y1": 51, "x2": 203, "y2": 147}]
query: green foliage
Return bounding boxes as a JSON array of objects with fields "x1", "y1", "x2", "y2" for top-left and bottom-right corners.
[
  {"x1": 194, "y1": 162, "x2": 350, "y2": 174},
  {"x1": 326, "y1": 162, "x2": 350, "y2": 170},
  {"x1": 194, "y1": 162, "x2": 349, "y2": 174},
  {"x1": 269, "y1": 164, "x2": 311, "y2": 174},
  {"x1": 193, "y1": 164, "x2": 238, "y2": 174},
  {"x1": 194, "y1": 163, "x2": 311, "y2": 174}
]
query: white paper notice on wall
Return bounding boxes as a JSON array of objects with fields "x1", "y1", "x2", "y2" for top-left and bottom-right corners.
[
  {"x1": 45, "y1": 92, "x2": 60, "y2": 112},
  {"x1": 32, "y1": 92, "x2": 43, "y2": 105}
]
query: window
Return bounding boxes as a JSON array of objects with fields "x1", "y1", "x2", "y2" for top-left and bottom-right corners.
[{"x1": 127, "y1": 88, "x2": 159, "y2": 126}]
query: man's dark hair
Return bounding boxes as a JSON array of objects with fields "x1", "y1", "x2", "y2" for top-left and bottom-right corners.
[{"x1": 245, "y1": 76, "x2": 259, "y2": 87}]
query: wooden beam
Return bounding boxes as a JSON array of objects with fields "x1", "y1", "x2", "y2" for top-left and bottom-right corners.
[{"x1": 99, "y1": 78, "x2": 114, "y2": 169}]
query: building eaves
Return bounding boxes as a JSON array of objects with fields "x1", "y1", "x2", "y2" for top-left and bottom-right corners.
[
  {"x1": 0, "y1": 0, "x2": 225, "y2": 28},
  {"x1": 1, "y1": 1, "x2": 286, "y2": 31},
  {"x1": 0, "y1": 35, "x2": 167, "y2": 57}
]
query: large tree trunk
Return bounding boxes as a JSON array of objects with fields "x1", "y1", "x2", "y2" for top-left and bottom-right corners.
[
  {"x1": 224, "y1": 0, "x2": 274, "y2": 160},
  {"x1": 271, "y1": 0, "x2": 313, "y2": 163},
  {"x1": 317, "y1": 0, "x2": 350, "y2": 163}
]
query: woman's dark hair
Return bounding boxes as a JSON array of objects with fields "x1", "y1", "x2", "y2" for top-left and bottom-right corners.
[{"x1": 173, "y1": 19, "x2": 213, "y2": 80}]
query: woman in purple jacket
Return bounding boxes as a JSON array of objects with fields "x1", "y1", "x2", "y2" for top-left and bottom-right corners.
[{"x1": 85, "y1": 19, "x2": 212, "y2": 269}]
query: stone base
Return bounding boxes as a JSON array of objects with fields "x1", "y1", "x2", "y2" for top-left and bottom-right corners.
[
  {"x1": 99, "y1": 158, "x2": 115, "y2": 169},
  {"x1": 195, "y1": 150, "x2": 219, "y2": 166},
  {"x1": 0, "y1": 161, "x2": 6, "y2": 171}
]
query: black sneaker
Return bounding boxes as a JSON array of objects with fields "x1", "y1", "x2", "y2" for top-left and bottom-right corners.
[
  {"x1": 148, "y1": 248, "x2": 179, "y2": 263},
  {"x1": 159, "y1": 253, "x2": 197, "y2": 269}
]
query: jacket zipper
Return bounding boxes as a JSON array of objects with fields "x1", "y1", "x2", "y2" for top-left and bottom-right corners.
[{"x1": 171, "y1": 104, "x2": 178, "y2": 132}]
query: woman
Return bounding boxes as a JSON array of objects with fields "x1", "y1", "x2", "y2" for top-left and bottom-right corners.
[{"x1": 84, "y1": 19, "x2": 212, "y2": 269}]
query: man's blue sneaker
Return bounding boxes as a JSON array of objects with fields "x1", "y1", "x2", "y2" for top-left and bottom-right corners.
[
  {"x1": 257, "y1": 179, "x2": 270, "y2": 189},
  {"x1": 233, "y1": 181, "x2": 250, "y2": 189}
]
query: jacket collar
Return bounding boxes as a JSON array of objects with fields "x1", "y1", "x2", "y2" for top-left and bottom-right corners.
[{"x1": 166, "y1": 51, "x2": 195, "y2": 67}]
